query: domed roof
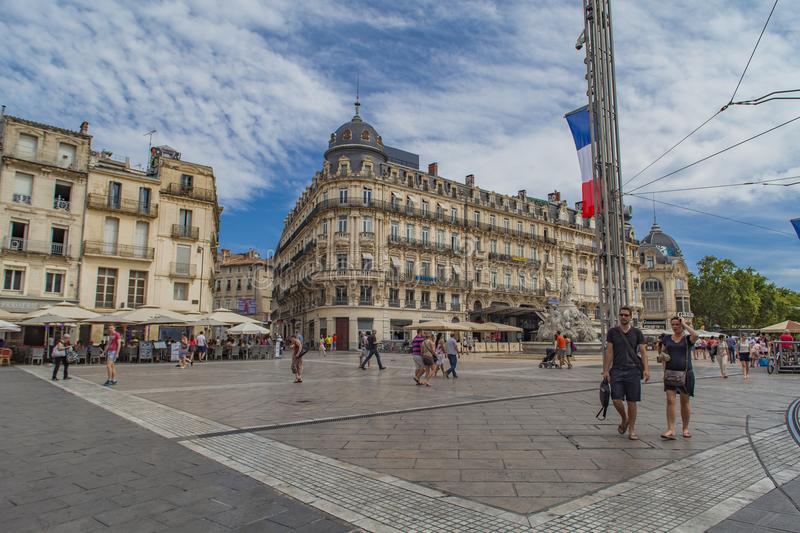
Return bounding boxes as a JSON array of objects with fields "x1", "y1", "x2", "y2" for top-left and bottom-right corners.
[
  {"x1": 641, "y1": 222, "x2": 682, "y2": 258},
  {"x1": 326, "y1": 102, "x2": 384, "y2": 155}
]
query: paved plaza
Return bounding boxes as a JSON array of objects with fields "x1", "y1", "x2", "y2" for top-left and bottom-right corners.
[{"x1": 1, "y1": 351, "x2": 799, "y2": 531}]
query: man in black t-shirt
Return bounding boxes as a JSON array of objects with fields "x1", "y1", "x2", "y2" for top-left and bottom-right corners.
[
  {"x1": 602, "y1": 306, "x2": 650, "y2": 441},
  {"x1": 359, "y1": 330, "x2": 386, "y2": 371}
]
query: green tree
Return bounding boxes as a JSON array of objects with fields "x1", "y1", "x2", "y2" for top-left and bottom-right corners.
[{"x1": 689, "y1": 256, "x2": 800, "y2": 329}]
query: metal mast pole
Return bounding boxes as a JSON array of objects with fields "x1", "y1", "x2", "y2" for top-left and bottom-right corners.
[{"x1": 582, "y1": 0, "x2": 629, "y2": 333}]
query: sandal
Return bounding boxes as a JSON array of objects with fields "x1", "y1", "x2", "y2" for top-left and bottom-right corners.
[
  {"x1": 682, "y1": 431, "x2": 692, "y2": 439},
  {"x1": 628, "y1": 433, "x2": 640, "y2": 441},
  {"x1": 660, "y1": 433, "x2": 677, "y2": 440},
  {"x1": 617, "y1": 421, "x2": 628, "y2": 435}
]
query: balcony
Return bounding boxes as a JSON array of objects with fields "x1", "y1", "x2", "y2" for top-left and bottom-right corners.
[
  {"x1": 359, "y1": 298, "x2": 374, "y2": 306},
  {"x1": 161, "y1": 182, "x2": 216, "y2": 203},
  {"x1": 52, "y1": 197, "x2": 71, "y2": 212},
  {"x1": 171, "y1": 224, "x2": 199, "y2": 240},
  {"x1": 12, "y1": 193, "x2": 32, "y2": 205},
  {"x1": 420, "y1": 301, "x2": 431, "y2": 310},
  {"x1": 436, "y1": 302, "x2": 446, "y2": 310},
  {"x1": 87, "y1": 194, "x2": 158, "y2": 217},
  {"x1": 3, "y1": 237, "x2": 74, "y2": 258},
  {"x1": 170, "y1": 262, "x2": 197, "y2": 278},
  {"x1": 83, "y1": 241, "x2": 154, "y2": 260},
  {"x1": 333, "y1": 297, "x2": 348, "y2": 305},
  {"x1": 388, "y1": 299, "x2": 401, "y2": 308},
  {"x1": 405, "y1": 300, "x2": 416, "y2": 308},
  {"x1": 359, "y1": 231, "x2": 375, "y2": 241},
  {"x1": 578, "y1": 267, "x2": 588, "y2": 277},
  {"x1": 334, "y1": 231, "x2": 349, "y2": 245},
  {"x1": 451, "y1": 303, "x2": 461, "y2": 311}
]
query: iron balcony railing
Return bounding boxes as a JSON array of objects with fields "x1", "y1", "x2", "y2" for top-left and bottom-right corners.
[
  {"x1": 333, "y1": 297, "x2": 348, "y2": 305},
  {"x1": 405, "y1": 300, "x2": 416, "y2": 308},
  {"x1": 3, "y1": 237, "x2": 73, "y2": 257},
  {"x1": 420, "y1": 301, "x2": 431, "y2": 310},
  {"x1": 87, "y1": 194, "x2": 158, "y2": 217},
  {"x1": 83, "y1": 240, "x2": 154, "y2": 259},
  {"x1": 170, "y1": 262, "x2": 197, "y2": 278},
  {"x1": 359, "y1": 298, "x2": 374, "y2": 306},
  {"x1": 388, "y1": 299, "x2": 401, "y2": 308},
  {"x1": 53, "y1": 196, "x2": 71, "y2": 212},
  {"x1": 171, "y1": 224, "x2": 200, "y2": 240},
  {"x1": 161, "y1": 182, "x2": 216, "y2": 203}
]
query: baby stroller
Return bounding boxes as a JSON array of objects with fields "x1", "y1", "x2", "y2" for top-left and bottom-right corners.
[{"x1": 539, "y1": 348, "x2": 559, "y2": 368}]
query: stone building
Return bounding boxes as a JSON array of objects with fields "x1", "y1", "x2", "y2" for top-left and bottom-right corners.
[
  {"x1": 638, "y1": 221, "x2": 692, "y2": 329},
  {"x1": 272, "y1": 106, "x2": 642, "y2": 349},
  {"x1": 78, "y1": 146, "x2": 220, "y2": 322},
  {"x1": 0, "y1": 114, "x2": 91, "y2": 319},
  {"x1": 213, "y1": 249, "x2": 273, "y2": 323}
]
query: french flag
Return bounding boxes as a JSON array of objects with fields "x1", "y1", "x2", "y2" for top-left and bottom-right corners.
[{"x1": 565, "y1": 106, "x2": 595, "y2": 218}]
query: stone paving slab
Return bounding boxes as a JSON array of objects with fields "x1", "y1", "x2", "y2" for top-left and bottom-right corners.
[
  {"x1": 14, "y1": 355, "x2": 800, "y2": 532},
  {"x1": 0, "y1": 368, "x2": 353, "y2": 532}
]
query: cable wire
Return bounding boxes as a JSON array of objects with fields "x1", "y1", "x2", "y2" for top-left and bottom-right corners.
[
  {"x1": 627, "y1": 192, "x2": 795, "y2": 237},
  {"x1": 627, "y1": 114, "x2": 800, "y2": 194},
  {"x1": 732, "y1": 88, "x2": 800, "y2": 106},
  {"x1": 623, "y1": 0, "x2": 779, "y2": 189},
  {"x1": 729, "y1": 0, "x2": 779, "y2": 104},
  {"x1": 630, "y1": 174, "x2": 800, "y2": 195}
]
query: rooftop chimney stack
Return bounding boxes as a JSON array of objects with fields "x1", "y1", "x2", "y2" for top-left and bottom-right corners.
[
  {"x1": 465, "y1": 174, "x2": 475, "y2": 187},
  {"x1": 428, "y1": 162, "x2": 438, "y2": 176},
  {"x1": 80, "y1": 121, "x2": 89, "y2": 135},
  {"x1": 547, "y1": 191, "x2": 561, "y2": 203}
]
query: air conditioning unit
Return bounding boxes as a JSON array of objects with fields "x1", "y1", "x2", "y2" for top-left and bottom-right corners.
[{"x1": 11, "y1": 239, "x2": 24, "y2": 251}]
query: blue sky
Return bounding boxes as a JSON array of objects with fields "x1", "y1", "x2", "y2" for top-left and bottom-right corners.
[{"x1": 2, "y1": 0, "x2": 798, "y2": 289}]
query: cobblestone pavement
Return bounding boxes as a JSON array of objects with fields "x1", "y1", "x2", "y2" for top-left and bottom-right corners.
[
  {"x1": 10, "y1": 352, "x2": 800, "y2": 531},
  {"x1": 0, "y1": 368, "x2": 353, "y2": 532}
]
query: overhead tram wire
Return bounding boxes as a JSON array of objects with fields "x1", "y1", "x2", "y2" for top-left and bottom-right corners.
[
  {"x1": 731, "y1": 88, "x2": 800, "y2": 106},
  {"x1": 622, "y1": 0, "x2": 780, "y2": 190},
  {"x1": 627, "y1": 192, "x2": 795, "y2": 238},
  {"x1": 626, "y1": 114, "x2": 800, "y2": 195},
  {"x1": 630, "y1": 174, "x2": 800, "y2": 195}
]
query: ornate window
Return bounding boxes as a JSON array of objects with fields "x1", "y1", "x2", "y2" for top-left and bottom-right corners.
[
  {"x1": 642, "y1": 278, "x2": 664, "y2": 312},
  {"x1": 342, "y1": 129, "x2": 352, "y2": 141},
  {"x1": 361, "y1": 129, "x2": 370, "y2": 141}
]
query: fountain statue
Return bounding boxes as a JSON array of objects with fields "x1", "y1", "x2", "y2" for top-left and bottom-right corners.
[{"x1": 535, "y1": 277, "x2": 600, "y2": 342}]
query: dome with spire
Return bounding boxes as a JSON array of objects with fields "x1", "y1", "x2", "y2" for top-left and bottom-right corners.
[
  {"x1": 640, "y1": 221, "x2": 682, "y2": 261},
  {"x1": 324, "y1": 98, "x2": 387, "y2": 171}
]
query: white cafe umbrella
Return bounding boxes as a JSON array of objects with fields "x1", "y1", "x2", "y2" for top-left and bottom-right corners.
[
  {"x1": 227, "y1": 323, "x2": 269, "y2": 335},
  {"x1": 188, "y1": 317, "x2": 228, "y2": 328},
  {"x1": 24, "y1": 301, "x2": 99, "y2": 320},
  {"x1": 205, "y1": 308, "x2": 260, "y2": 325},
  {"x1": 0, "y1": 319, "x2": 21, "y2": 332},
  {"x1": 403, "y1": 320, "x2": 471, "y2": 332}
]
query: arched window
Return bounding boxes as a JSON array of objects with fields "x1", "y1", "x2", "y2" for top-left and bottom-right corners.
[
  {"x1": 641, "y1": 278, "x2": 664, "y2": 312},
  {"x1": 342, "y1": 129, "x2": 352, "y2": 141},
  {"x1": 361, "y1": 129, "x2": 370, "y2": 141}
]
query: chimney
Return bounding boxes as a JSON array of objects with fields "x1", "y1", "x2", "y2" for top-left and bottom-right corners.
[
  {"x1": 428, "y1": 162, "x2": 438, "y2": 176},
  {"x1": 80, "y1": 121, "x2": 89, "y2": 135},
  {"x1": 518, "y1": 189, "x2": 527, "y2": 200},
  {"x1": 465, "y1": 174, "x2": 475, "y2": 187},
  {"x1": 221, "y1": 249, "x2": 231, "y2": 260},
  {"x1": 547, "y1": 190, "x2": 561, "y2": 203}
]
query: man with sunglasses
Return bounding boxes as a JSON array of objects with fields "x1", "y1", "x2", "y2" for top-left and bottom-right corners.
[{"x1": 602, "y1": 306, "x2": 650, "y2": 440}]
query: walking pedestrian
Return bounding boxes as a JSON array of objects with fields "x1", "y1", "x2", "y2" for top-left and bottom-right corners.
[
  {"x1": 421, "y1": 333, "x2": 437, "y2": 384},
  {"x1": 177, "y1": 334, "x2": 190, "y2": 369},
  {"x1": 319, "y1": 335, "x2": 327, "y2": 357},
  {"x1": 360, "y1": 329, "x2": 386, "y2": 370},
  {"x1": 445, "y1": 332, "x2": 460, "y2": 378},
  {"x1": 565, "y1": 335, "x2": 575, "y2": 369},
  {"x1": 726, "y1": 335, "x2": 737, "y2": 364},
  {"x1": 411, "y1": 329, "x2": 428, "y2": 386},
  {"x1": 555, "y1": 331, "x2": 567, "y2": 368},
  {"x1": 275, "y1": 334, "x2": 283, "y2": 359},
  {"x1": 289, "y1": 334, "x2": 303, "y2": 383},
  {"x1": 715, "y1": 335, "x2": 729, "y2": 378},
  {"x1": 187, "y1": 334, "x2": 197, "y2": 366},
  {"x1": 196, "y1": 330, "x2": 207, "y2": 362},
  {"x1": 332, "y1": 333, "x2": 337, "y2": 351},
  {"x1": 102, "y1": 324, "x2": 121, "y2": 386},
  {"x1": 658, "y1": 317, "x2": 698, "y2": 440},
  {"x1": 433, "y1": 333, "x2": 447, "y2": 377},
  {"x1": 738, "y1": 335, "x2": 751, "y2": 380},
  {"x1": 51, "y1": 334, "x2": 72, "y2": 381},
  {"x1": 602, "y1": 306, "x2": 650, "y2": 441}
]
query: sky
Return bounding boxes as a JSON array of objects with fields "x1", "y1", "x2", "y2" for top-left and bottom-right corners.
[{"x1": 2, "y1": 0, "x2": 798, "y2": 290}]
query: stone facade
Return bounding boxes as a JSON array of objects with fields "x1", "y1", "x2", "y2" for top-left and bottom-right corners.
[
  {"x1": 213, "y1": 249, "x2": 274, "y2": 322},
  {"x1": 0, "y1": 115, "x2": 91, "y2": 316},
  {"x1": 638, "y1": 221, "x2": 692, "y2": 329},
  {"x1": 78, "y1": 147, "x2": 220, "y2": 320},
  {"x1": 272, "y1": 109, "x2": 642, "y2": 350}
]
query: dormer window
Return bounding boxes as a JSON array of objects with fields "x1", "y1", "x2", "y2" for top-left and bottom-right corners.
[
  {"x1": 342, "y1": 129, "x2": 352, "y2": 141},
  {"x1": 361, "y1": 130, "x2": 370, "y2": 141},
  {"x1": 376, "y1": 135, "x2": 383, "y2": 146}
]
